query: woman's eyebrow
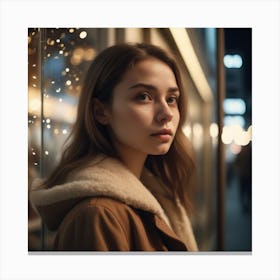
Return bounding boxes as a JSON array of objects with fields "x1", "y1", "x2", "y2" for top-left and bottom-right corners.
[{"x1": 128, "y1": 83, "x2": 179, "y2": 93}]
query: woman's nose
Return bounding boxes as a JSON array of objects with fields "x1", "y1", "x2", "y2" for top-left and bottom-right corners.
[{"x1": 155, "y1": 101, "x2": 173, "y2": 123}]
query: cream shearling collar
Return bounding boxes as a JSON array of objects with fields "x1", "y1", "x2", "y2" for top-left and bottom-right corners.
[
  {"x1": 30, "y1": 155, "x2": 170, "y2": 226},
  {"x1": 30, "y1": 155, "x2": 198, "y2": 251}
]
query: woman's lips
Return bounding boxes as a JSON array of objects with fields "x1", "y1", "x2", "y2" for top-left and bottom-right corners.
[{"x1": 150, "y1": 129, "x2": 173, "y2": 141}]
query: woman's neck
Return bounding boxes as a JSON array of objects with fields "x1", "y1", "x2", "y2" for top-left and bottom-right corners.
[{"x1": 116, "y1": 148, "x2": 147, "y2": 179}]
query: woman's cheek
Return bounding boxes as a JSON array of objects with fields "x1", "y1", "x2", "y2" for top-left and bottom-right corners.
[
  {"x1": 174, "y1": 110, "x2": 180, "y2": 128},
  {"x1": 126, "y1": 105, "x2": 153, "y2": 123}
]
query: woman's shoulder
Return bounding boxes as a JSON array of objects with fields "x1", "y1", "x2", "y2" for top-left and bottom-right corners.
[
  {"x1": 76, "y1": 196, "x2": 134, "y2": 213},
  {"x1": 65, "y1": 196, "x2": 142, "y2": 227},
  {"x1": 55, "y1": 197, "x2": 135, "y2": 250}
]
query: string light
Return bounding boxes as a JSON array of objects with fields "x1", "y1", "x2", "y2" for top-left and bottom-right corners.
[
  {"x1": 28, "y1": 28, "x2": 97, "y2": 171},
  {"x1": 79, "y1": 31, "x2": 87, "y2": 39},
  {"x1": 209, "y1": 123, "x2": 219, "y2": 138},
  {"x1": 48, "y1": 39, "x2": 55, "y2": 46}
]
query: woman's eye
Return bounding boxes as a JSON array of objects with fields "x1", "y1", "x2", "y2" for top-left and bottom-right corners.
[
  {"x1": 136, "y1": 92, "x2": 152, "y2": 102},
  {"x1": 167, "y1": 96, "x2": 179, "y2": 104}
]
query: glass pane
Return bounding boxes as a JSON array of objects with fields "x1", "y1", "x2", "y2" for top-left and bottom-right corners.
[{"x1": 28, "y1": 28, "x2": 111, "y2": 250}]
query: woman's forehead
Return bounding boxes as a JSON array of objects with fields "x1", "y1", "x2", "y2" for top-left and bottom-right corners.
[{"x1": 121, "y1": 58, "x2": 177, "y2": 84}]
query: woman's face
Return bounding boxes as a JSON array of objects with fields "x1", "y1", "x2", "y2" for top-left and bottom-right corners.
[{"x1": 106, "y1": 58, "x2": 180, "y2": 158}]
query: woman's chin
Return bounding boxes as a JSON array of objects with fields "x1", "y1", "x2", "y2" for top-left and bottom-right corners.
[{"x1": 149, "y1": 146, "x2": 171, "y2": 155}]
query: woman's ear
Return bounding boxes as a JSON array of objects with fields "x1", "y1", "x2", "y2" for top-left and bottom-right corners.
[{"x1": 93, "y1": 98, "x2": 110, "y2": 125}]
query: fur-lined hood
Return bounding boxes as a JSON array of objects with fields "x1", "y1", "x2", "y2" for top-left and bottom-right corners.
[{"x1": 30, "y1": 154, "x2": 198, "y2": 251}]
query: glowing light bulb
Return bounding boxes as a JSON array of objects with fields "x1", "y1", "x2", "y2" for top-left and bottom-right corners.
[
  {"x1": 79, "y1": 31, "x2": 87, "y2": 39},
  {"x1": 221, "y1": 125, "x2": 233, "y2": 144},
  {"x1": 224, "y1": 54, "x2": 243, "y2": 68},
  {"x1": 84, "y1": 48, "x2": 96, "y2": 60},
  {"x1": 223, "y1": 98, "x2": 246, "y2": 115},
  {"x1": 210, "y1": 123, "x2": 219, "y2": 138}
]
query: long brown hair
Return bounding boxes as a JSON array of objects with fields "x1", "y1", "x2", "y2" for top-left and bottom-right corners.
[{"x1": 43, "y1": 43, "x2": 196, "y2": 210}]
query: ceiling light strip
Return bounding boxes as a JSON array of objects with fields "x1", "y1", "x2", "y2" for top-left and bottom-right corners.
[{"x1": 169, "y1": 28, "x2": 213, "y2": 103}]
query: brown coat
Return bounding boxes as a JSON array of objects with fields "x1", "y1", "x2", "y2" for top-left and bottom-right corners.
[
  {"x1": 30, "y1": 155, "x2": 198, "y2": 251},
  {"x1": 53, "y1": 197, "x2": 187, "y2": 251}
]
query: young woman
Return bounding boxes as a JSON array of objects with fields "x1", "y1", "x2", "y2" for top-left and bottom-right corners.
[{"x1": 30, "y1": 43, "x2": 199, "y2": 251}]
